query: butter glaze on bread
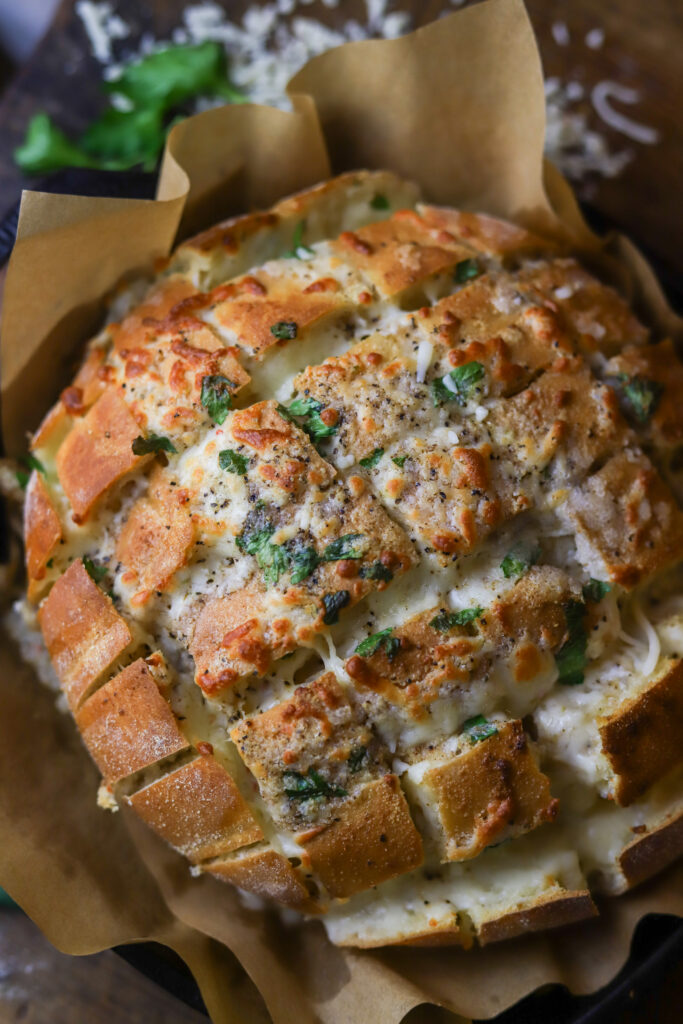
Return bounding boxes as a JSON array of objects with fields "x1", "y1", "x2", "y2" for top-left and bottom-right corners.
[{"x1": 20, "y1": 170, "x2": 683, "y2": 948}]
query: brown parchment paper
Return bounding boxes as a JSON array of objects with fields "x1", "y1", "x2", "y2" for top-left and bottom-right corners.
[{"x1": 1, "y1": 1, "x2": 682, "y2": 1021}]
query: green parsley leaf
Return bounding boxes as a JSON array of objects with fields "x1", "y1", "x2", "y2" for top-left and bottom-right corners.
[
  {"x1": 370, "y1": 193, "x2": 390, "y2": 210},
  {"x1": 582, "y1": 579, "x2": 612, "y2": 603},
  {"x1": 218, "y1": 449, "x2": 248, "y2": 475},
  {"x1": 348, "y1": 746, "x2": 368, "y2": 772},
  {"x1": 289, "y1": 546, "x2": 320, "y2": 584},
  {"x1": 270, "y1": 321, "x2": 298, "y2": 341},
  {"x1": 617, "y1": 374, "x2": 664, "y2": 424},
  {"x1": 322, "y1": 534, "x2": 366, "y2": 562},
  {"x1": 359, "y1": 447, "x2": 384, "y2": 469},
  {"x1": 15, "y1": 470, "x2": 29, "y2": 489},
  {"x1": 322, "y1": 590, "x2": 350, "y2": 625},
  {"x1": 23, "y1": 454, "x2": 46, "y2": 475},
  {"x1": 430, "y1": 360, "x2": 485, "y2": 407},
  {"x1": 391, "y1": 455, "x2": 408, "y2": 468},
  {"x1": 454, "y1": 258, "x2": 481, "y2": 283},
  {"x1": 277, "y1": 397, "x2": 338, "y2": 445},
  {"x1": 104, "y1": 41, "x2": 246, "y2": 111},
  {"x1": 83, "y1": 557, "x2": 108, "y2": 584},
  {"x1": 556, "y1": 600, "x2": 588, "y2": 686},
  {"x1": 79, "y1": 106, "x2": 166, "y2": 172},
  {"x1": 359, "y1": 561, "x2": 393, "y2": 583},
  {"x1": 430, "y1": 607, "x2": 483, "y2": 632},
  {"x1": 259, "y1": 542, "x2": 290, "y2": 587},
  {"x1": 201, "y1": 374, "x2": 233, "y2": 425},
  {"x1": 284, "y1": 220, "x2": 314, "y2": 259},
  {"x1": 283, "y1": 767, "x2": 347, "y2": 801},
  {"x1": 355, "y1": 628, "x2": 400, "y2": 659},
  {"x1": 500, "y1": 542, "x2": 540, "y2": 579},
  {"x1": 132, "y1": 434, "x2": 177, "y2": 456},
  {"x1": 236, "y1": 513, "x2": 291, "y2": 585},
  {"x1": 462, "y1": 715, "x2": 498, "y2": 744},
  {"x1": 14, "y1": 112, "x2": 97, "y2": 174}
]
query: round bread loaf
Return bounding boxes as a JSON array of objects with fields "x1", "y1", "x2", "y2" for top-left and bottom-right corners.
[{"x1": 21, "y1": 171, "x2": 683, "y2": 948}]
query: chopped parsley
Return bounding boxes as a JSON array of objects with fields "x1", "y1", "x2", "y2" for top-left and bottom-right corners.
[
  {"x1": 218, "y1": 449, "x2": 248, "y2": 474},
  {"x1": 200, "y1": 374, "x2": 233, "y2": 424},
  {"x1": 16, "y1": 453, "x2": 46, "y2": 487},
  {"x1": 83, "y1": 557, "x2": 107, "y2": 584},
  {"x1": 355, "y1": 627, "x2": 400, "y2": 659},
  {"x1": 132, "y1": 433, "x2": 177, "y2": 456},
  {"x1": 348, "y1": 746, "x2": 367, "y2": 772},
  {"x1": 617, "y1": 374, "x2": 663, "y2": 424},
  {"x1": 454, "y1": 258, "x2": 481, "y2": 283},
  {"x1": 283, "y1": 767, "x2": 347, "y2": 801},
  {"x1": 370, "y1": 193, "x2": 390, "y2": 210},
  {"x1": 431, "y1": 360, "x2": 485, "y2": 407},
  {"x1": 277, "y1": 396, "x2": 338, "y2": 445},
  {"x1": 391, "y1": 455, "x2": 408, "y2": 468},
  {"x1": 500, "y1": 542, "x2": 540, "y2": 579},
  {"x1": 430, "y1": 606, "x2": 483, "y2": 632},
  {"x1": 462, "y1": 715, "x2": 498, "y2": 744},
  {"x1": 359, "y1": 447, "x2": 384, "y2": 469},
  {"x1": 556, "y1": 600, "x2": 588, "y2": 686},
  {"x1": 322, "y1": 590, "x2": 350, "y2": 625},
  {"x1": 270, "y1": 320, "x2": 298, "y2": 340},
  {"x1": 289, "y1": 544, "x2": 320, "y2": 584},
  {"x1": 359, "y1": 561, "x2": 393, "y2": 583},
  {"x1": 236, "y1": 511, "x2": 289, "y2": 585},
  {"x1": 582, "y1": 578, "x2": 611, "y2": 603},
  {"x1": 15, "y1": 470, "x2": 29, "y2": 489},
  {"x1": 283, "y1": 220, "x2": 314, "y2": 259},
  {"x1": 322, "y1": 534, "x2": 366, "y2": 562}
]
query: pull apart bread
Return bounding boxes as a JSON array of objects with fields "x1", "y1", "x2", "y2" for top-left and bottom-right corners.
[{"x1": 19, "y1": 170, "x2": 683, "y2": 949}]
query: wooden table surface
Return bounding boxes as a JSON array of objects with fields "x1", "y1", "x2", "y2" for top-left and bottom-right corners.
[{"x1": 0, "y1": 1, "x2": 682, "y2": 1022}]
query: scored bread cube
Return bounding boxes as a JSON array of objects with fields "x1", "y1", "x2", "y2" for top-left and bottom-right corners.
[
  {"x1": 413, "y1": 273, "x2": 575, "y2": 400},
  {"x1": 599, "y1": 656, "x2": 683, "y2": 805},
  {"x1": 200, "y1": 844, "x2": 319, "y2": 911},
  {"x1": 565, "y1": 450, "x2": 683, "y2": 588},
  {"x1": 171, "y1": 170, "x2": 420, "y2": 288},
  {"x1": 75, "y1": 656, "x2": 189, "y2": 784},
  {"x1": 516, "y1": 257, "x2": 649, "y2": 357},
  {"x1": 38, "y1": 559, "x2": 133, "y2": 710},
  {"x1": 487, "y1": 362, "x2": 629, "y2": 490},
  {"x1": 31, "y1": 343, "x2": 110, "y2": 452},
  {"x1": 328, "y1": 208, "x2": 481, "y2": 303},
  {"x1": 115, "y1": 466, "x2": 195, "y2": 599},
  {"x1": 56, "y1": 388, "x2": 145, "y2": 523},
  {"x1": 231, "y1": 673, "x2": 423, "y2": 897},
  {"x1": 127, "y1": 753, "x2": 263, "y2": 863},
  {"x1": 24, "y1": 471, "x2": 62, "y2": 598},
  {"x1": 404, "y1": 720, "x2": 558, "y2": 862}
]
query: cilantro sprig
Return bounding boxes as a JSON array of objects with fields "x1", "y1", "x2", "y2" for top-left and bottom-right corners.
[
  {"x1": 277, "y1": 396, "x2": 338, "y2": 446},
  {"x1": 431, "y1": 361, "x2": 485, "y2": 407},
  {"x1": 218, "y1": 449, "x2": 248, "y2": 475}
]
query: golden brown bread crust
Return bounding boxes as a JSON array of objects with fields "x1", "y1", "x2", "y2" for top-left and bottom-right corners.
[
  {"x1": 302, "y1": 775, "x2": 424, "y2": 898},
  {"x1": 476, "y1": 889, "x2": 598, "y2": 945},
  {"x1": 415, "y1": 721, "x2": 558, "y2": 862},
  {"x1": 201, "y1": 846, "x2": 318, "y2": 911},
  {"x1": 38, "y1": 559, "x2": 132, "y2": 710},
  {"x1": 127, "y1": 754, "x2": 263, "y2": 863},
  {"x1": 617, "y1": 804, "x2": 683, "y2": 890},
  {"x1": 75, "y1": 657, "x2": 189, "y2": 784},
  {"x1": 22, "y1": 175, "x2": 683, "y2": 946},
  {"x1": 599, "y1": 658, "x2": 683, "y2": 805},
  {"x1": 24, "y1": 471, "x2": 61, "y2": 600},
  {"x1": 56, "y1": 388, "x2": 145, "y2": 523}
]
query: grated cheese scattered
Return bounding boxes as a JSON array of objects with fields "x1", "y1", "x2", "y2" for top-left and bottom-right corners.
[{"x1": 415, "y1": 339, "x2": 433, "y2": 383}]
